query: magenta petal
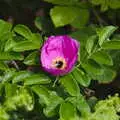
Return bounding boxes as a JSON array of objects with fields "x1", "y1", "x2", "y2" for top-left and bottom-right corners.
[{"x1": 40, "y1": 35, "x2": 80, "y2": 76}]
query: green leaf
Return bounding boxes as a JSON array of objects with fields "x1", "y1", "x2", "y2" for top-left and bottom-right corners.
[
  {"x1": 4, "y1": 36, "x2": 16, "y2": 52},
  {"x1": 0, "y1": 62, "x2": 8, "y2": 71},
  {"x1": 109, "y1": 0, "x2": 120, "y2": 9},
  {"x1": 101, "y1": 2, "x2": 109, "y2": 11},
  {"x1": 72, "y1": 68, "x2": 91, "y2": 87},
  {"x1": 13, "y1": 24, "x2": 32, "y2": 39},
  {"x1": 0, "y1": 19, "x2": 12, "y2": 38},
  {"x1": 30, "y1": 33, "x2": 42, "y2": 45},
  {"x1": 0, "y1": 52, "x2": 24, "y2": 60},
  {"x1": 12, "y1": 71, "x2": 31, "y2": 83},
  {"x1": 71, "y1": 9, "x2": 89, "y2": 28},
  {"x1": 70, "y1": 27, "x2": 95, "y2": 43},
  {"x1": 70, "y1": 27, "x2": 96, "y2": 62},
  {"x1": 43, "y1": 91, "x2": 63, "y2": 117},
  {"x1": 87, "y1": 96, "x2": 98, "y2": 110},
  {"x1": 12, "y1": 33, "x2": 42, "y2": 52},
  {"x1": 0, "y1": 83, "x2": 4, "y2": 96},
  {"x1": 111, "y1": 50, "x2": 120, "y2": 70},
  {"x1": 96, "y1": 26, "x2": 117, "y2": 46},
  {"x1": 0, "y1": 32, "x2": 12, "y2": 51},
  {"x1": 50, "y1": 6, "x2": 81, "y2": 27},
  {"x1": 2, "y1": 69, "x2": 16, "y2": 83},
  {"x1": 12, "y1": 33, "x2": 41, "y2": 52},
  {"x1": 32, "y1": 85, "x2": 63, "y2": 117},
  {"x1": 59, "y1": 102, "x2": 79, "y2": 120},
  {"x1": 34, "y1": 16, "x2": 55, "y2": 33},
  {"x1": 12, "y1": 41, "x2": 40, "y2": 52},
  {"x1": 86, "y1": 35, "x2": 97, "y2": 54},
  {"x1": 82, "y1": 60, "x2": 104, "y2": 76},
  {"x1": 0, "y1": 106, "x2": 9, "y2": 120},
  {"x1": 60, "y1": 74, "x2": 80, "y2": 96},
  {"x1": 24, "y1": 51, "x2": 39, "y2": 65},
  {"x1": 24, "y1": 74, "x2": 51, "y2": 85},
  {"x1": 31, "y1": 85, "x2": 50, "y2": 105},
  {"x1": 91, "y1": 51, "x2": 113, "y2": 65},
  {"x1": 0, "y1": 31, "x2": 13, "y2": 52},
  {"x1": 34, "y1": 17, "x2": 42, "y2": 31},
  {"x1": 5, "y1": 83, "x2": 18, "y2": 98},
  {"x1": 90, "y1": 0, "x2": 103, "y2": 5},
  {"x1": 102, "y1": 40, "x2": 120, "y2": 49},
  {"x1": 90, "y1": 0, "x2": 110, "y2": 11},
  {"x1": 67, "y1": 95, "x2": 90, "y2": 117},
  {"x1": 95, "y1": 67, "x2": 116, "y2": 83}
]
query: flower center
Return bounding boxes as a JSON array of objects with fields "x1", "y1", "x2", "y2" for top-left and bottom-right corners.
[
  {"x1": 55, "y1": 61, "x2": 64, "y2": 68},
  {"x1": 52, "y1": 57, "x2": 67, "y2": 70}
]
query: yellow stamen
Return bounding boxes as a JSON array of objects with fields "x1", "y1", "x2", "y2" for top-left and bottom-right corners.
[{"x1": 51, "y1": 57, "x2": 67, "y2": 70}]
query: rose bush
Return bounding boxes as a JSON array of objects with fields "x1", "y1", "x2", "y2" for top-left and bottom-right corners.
[{"x1": 0, "y1": 0, "x2": 120, "y2": 120}]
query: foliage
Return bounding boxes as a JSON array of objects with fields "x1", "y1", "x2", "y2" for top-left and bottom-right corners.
[
  {"x1": 90, "y1": 0, "x2": 120, "y2": 11},
  {"x1": 84, "y1": 94, "x2": 120, "y2": 120},
  {"x1": 0, "y1": 0, "x2": 120, "y2": 120}
]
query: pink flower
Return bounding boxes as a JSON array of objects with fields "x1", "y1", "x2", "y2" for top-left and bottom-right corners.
[{"x1": 40, "y1": 35, "x2": 80, "y2": 76}]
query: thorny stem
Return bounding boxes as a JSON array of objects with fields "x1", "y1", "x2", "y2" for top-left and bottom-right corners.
[{"x1": 52, "y1": 76, "x2": 59, "y2": 87}]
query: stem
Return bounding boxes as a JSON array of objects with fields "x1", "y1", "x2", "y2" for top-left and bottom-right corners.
[
  {"x1": 41, "y1": 32, "x2": 46, "y2": 44},
  {"x1": 52, "y1": 76, "x2": 59, "y2": 87}
]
